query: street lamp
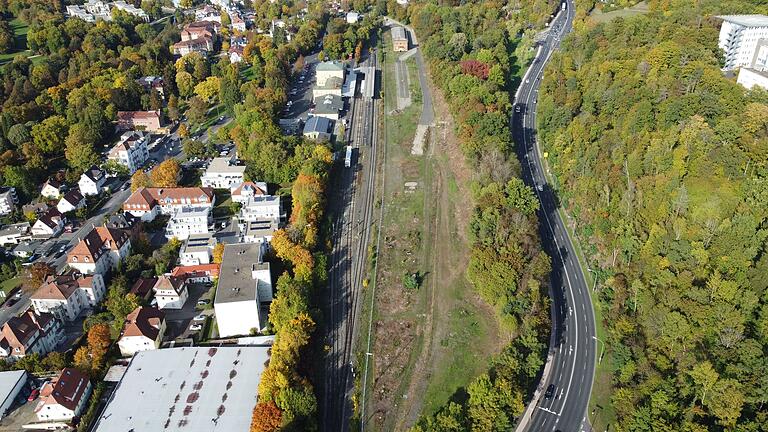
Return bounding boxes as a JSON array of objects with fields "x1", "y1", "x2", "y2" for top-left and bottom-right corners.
[{"x1": 586, "y1": 268, "x2": 598, "y2": 292}]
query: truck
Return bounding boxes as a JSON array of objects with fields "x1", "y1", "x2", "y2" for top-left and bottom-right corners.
[
  {"x1": 345, "y1": 146, "x2": 353, "y2": 168},
  {"x1": 561, "y1": 2, "x2": 566, "y2": 10}
]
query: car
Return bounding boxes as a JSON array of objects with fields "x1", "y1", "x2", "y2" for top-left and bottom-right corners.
[
  {"x1": 545, "y1": 384, "x2": 555, "y2": 399},
  {"x1": 526, "y1": 79, "x2": 530, "y2": 83},
  {"x1": 189, "y1": 324, "x2": 203, "y2": 331},
  {"x1": 197, "y1": 299, "x2": 211, "y2": 306},
  {"x1": 515, "y1": 106, "x2": 521, "y2": 113},
  {"x1": 193, "y1": 314, "x2": 207, "y2": 321},
  {"x1": 27, "y1": 388, "x2": 39, "y2": 401},
  {"x1": 287, "y1": 101, "x2": 293, "y2": 107},
  {"x1": 218, "y1": 116, "x2": 225, "y2": 122},
  {"x1": 204, "y1": 282, "x2": 213, "y2": 288},
  {"x1": 537, "y1": 184, "x2": 544, "y2": 192}
]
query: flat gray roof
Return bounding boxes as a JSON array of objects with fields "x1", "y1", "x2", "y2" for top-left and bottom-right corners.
[
  {"x1": 0, "y1": 370, "x2": 26, "y2": 410},
  {"x1": 316, "y1": 60, "x2": 344, "y2": 71},
  {"x1": 214, "y1": 243, "x2": 271, "y2": 304},
  {"x1": 391, "y1": 26, "x2": 407, "y2": 40},
  {"x1": 717, "y1": 15, "x2": 768, "y2": 27},
  {"x1": 183, "y1": 233, "x2": 215, "y2": 253},
  {"x1": 92, "y1": 347, "x2": 269, "y2": 432},
  {"x1": 244, "y1": 219, "x2": 278, "y2": 238},
  {"x1": 206, "y1": 157, "x2": 246, "y2": 174},
  {"x1": 314, "y1": 94, "x2": 343, "y2": 114}
]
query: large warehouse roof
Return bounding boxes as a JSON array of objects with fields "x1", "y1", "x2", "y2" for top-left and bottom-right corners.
[{"x1": 92, "y1": 347, "x2": 270, "y2": 432}]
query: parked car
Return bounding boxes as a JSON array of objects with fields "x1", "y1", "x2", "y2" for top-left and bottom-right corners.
[
  {"x1": 189, "y1": 324, "x2": 203, "y2": 331},
  {"x1": 197, "y1": 299, "x2": 210, "y2": 306},
  {"x1": 193, "y1": 314, "x2": 206, "y2": 321},
  {"x1": 27, "y1": 388, "x2": 40, "y2": 401}
]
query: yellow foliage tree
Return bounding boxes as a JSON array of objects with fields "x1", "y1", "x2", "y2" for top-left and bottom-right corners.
[
  {"x1": 150, "y1": 159, "x2": 181, "y2": 188},
  {"x1": 130, "y1": 169, "x2": 152, "y2": 192}
]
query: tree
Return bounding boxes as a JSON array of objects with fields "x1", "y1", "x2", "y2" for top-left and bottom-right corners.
[
  {"x1": 103, "y1": 160, "x2": 129, "y2": 177},
  {"x1": 31, "y1": 115, "x2": 68, "y2": 155},
  {"x1": 212, "y1": 243, "x2": 225, "y2": 264},
  {"x1": 131, "y1": 169, "x2": 152, "y2": 191},
  {"x1": 176, "y1": 71, "x2": 195, "y2": 98},
  {"x1": 219, "y1": 64, "x2": 242, "y2": 113},
  {"x1": 0, "y1": 20, "x2": 13, "y2": 54},
  {"x1": 150, "y1": 159, "x2": 180, "y2": 188},
  {"x1": 7, "y1": 123, "x2": 30, "y2": 148},
  {"x1": 65, "y1": 124, "x2": 99, "y2": 173},
  {"x1": 188, "y1": 96, "x2": 208, "y2": 125},
  {"x1": 183, "y1": 139, "x2": 205, "y2": 158},
  {"x1": 27, "y1": 262, "x2": 54, "y2": 288},
  {"x1": 177, "y1": 122, "x2": 189, "y2": 138},
  {"x1": 167, "y1": 94, "x2": 180, "y2": 121},
  {"x1": 194, "y1": 76, "x2": 221, "y2": 103},
  {"x1": 250, "y1": 401, "x2": 282, "y2": 432}
]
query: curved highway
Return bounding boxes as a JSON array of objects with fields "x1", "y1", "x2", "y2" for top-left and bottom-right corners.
[{"x1": 512, "y1": 2, "x2": 598, "y2": 432}]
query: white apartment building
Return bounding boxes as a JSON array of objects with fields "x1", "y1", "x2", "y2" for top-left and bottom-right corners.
[
  {"x1": 108, "y1": 131, "x2": 150, "y2": 174},
  {"x1": 718, "y1": 15, "x2": 768, "y2": 70},
  {"x1": 152, "y1": 276, "x2": 189, "y2": 309},
  {"x1": 316, "y1": 60, "x2": 345, "y2": 88},
  {"x1": 179, "y1": 233, "x2": 216, "y2": 266},
  {"x1": 239, "y1": 195, "x2": 283, "y2": 222},
  {"x1": 0, "y1": 187, "x2": 18, "y2": 216},
  {"x1": 36, "y1": 369, "x2": 91, "y2": 422},
  {"x1": 737, "y1": 67, "x2": 768, "y2": 89},
  {"x1": 123, "y1": 187, "x2": 215, "y2": 222},
  {"x1": 200, "y1": 157, "x2": 246, "y2": 189},
  {"x1": 67, "y1": 227, "x2": 131, "y2": 275},
  {"x1": 0, "y1": 222, "x2": 31, "y2": 245},
  {"x1": 78, "y1": 166, "x2": 107, "y2": 196},
  {"x1": 111, "y1": 0, "x2": 149, "y2": 21},
  {"x1": 214, "y1": 243, "x2": 272, "y2": 336},
  {"x1": 117, "y1": 307, "x2": 165, "y2": 357},
  {"x1": 166, "y1": 206, "x2": 211, "y2": 240},
  {"x1": 0, "y1": 309, "x2": 62, "y2": 360},
  {"x1": 32, "y1": 273, "x2": 106, "y2": 322}
]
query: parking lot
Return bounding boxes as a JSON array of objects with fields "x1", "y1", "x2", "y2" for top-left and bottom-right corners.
[
  {"x1": 162, "y1": 282, "x2": 216, "y2": 341},
  {"x1": 0, "y1": 377, "x2": 46, "y2": 432},
  {"x1": 282, "y1": 53, "x2": 319, "y2": 123}
]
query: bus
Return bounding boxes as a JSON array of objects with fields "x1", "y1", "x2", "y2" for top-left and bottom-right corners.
[{"x1": 345, "y1": 146, "x2": 353, "y2": 168}]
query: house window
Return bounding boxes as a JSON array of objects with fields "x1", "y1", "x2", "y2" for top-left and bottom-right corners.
[
  {"x1": 72, "y1": 256, "x2": 78, "y2": 262},
  {"x1": 84, "y1": 257, "x2": 89, "y2": 262}
]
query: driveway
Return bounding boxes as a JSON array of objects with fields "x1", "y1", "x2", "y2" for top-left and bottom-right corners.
[{"x1": 162, "y1": 282, "x2": 215, "y2": 340}]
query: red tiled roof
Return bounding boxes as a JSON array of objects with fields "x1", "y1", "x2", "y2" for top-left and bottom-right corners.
[
  {"x1": 116, "y1": 111, "x2": 160, "y2": 122},
  {"x1": 231, "y1": 181, "x2": 266, "y2": 197},
  {"x1": 170, "y1": 264, "x2": 220, "y2": 280},
  {"x1": 39, "y1": 368, "x2": 90, "y2": 411},
  {"x1": 123, "y1": 187, "x2": 214, "y2": 211},
  {"x1": 0, "y1": 308, "x2": 55, "y2": 356},
  {"x1": 130, "y1": 277, "x2": 157, "y2": 297},
  {"x1": 36, "y1": 209, "x2": 63, "y2": 230},
  {"x1": 153, "y1": 275, "x2": 186, "y2": 294},
  {"x1": 67, "y1": 226, "x2": 129, "y2": 263},
  {"x1": 122, "y1": 306, "x2": 164, "y2": 339},
  {"x1": 33, "y1": 272, "x2": 92, "y2": 301}
]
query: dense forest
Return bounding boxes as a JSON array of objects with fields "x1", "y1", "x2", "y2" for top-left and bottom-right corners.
[
  {"x1": 537, "y1": 0, "x2": 768, "y2": 429},
  {"x1": 369, "y1": 0, "x2": 561, "y2": 429}
]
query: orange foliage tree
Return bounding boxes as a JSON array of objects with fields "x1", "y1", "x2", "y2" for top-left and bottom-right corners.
[
  {"x1": 150, "y1": 159, "x2": 181, "y2": 188},
  {"x1": 250, "y1": 401, "x2": 282, "y2": 432}
]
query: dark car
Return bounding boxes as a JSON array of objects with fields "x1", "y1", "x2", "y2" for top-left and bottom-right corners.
[{"x1": 545, "y1": 384, "x2": 555, "y2": 399}]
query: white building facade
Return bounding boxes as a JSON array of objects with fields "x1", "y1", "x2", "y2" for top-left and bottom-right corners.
[
  {"x1": 108, "y1": 131, "x2": 150, "y2": 174},
  {"x1": 718, "y1": 15, "x2": 768, "y2": 70},
  {"x1": 166, "y1": 206, "x2": 211, "y2": 240}
]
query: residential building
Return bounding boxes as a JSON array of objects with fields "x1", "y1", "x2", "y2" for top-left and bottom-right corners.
[
  {"x1": 12, "y1": 241, "x2": 39, "y2": 259},
  {"x1": 78, "y1": 166, "x2": 107, "y2": 197},
  {"x1": 122, "y1": 187, "x2": 215, "y2": 221},
  {"x1": 738, "y1": 67, "x2": 768, "y2": 90},
  {"x1": 56, "y1": 189, "x2": 85, "y2": 214},
  {"x1": 31, "y1": 209, "x2": 64, "y2": 238},
  {"x1": 0, "y1": 222, "x2": 31, "y2": 245},
  {"x1": 268, "y1": 19, "x2": 293, "y2": 41},
  {"x1": 231, "y1": 13, "x2": 246, "y2": 31},
  {"x1": 92, "y1": 347, "x2": 270, "y2": 432},
  {"x1": 346, "y1": 11, "x2": 361, "y2": 23},
  {"x1": 152, "y1": 275, "x2": 188, "y2": 309},
  {"x1": 240, "y1": 195, "x2": 282, "y2": 222},
  {"x1": 392, "y1": 26, "x2": 409, "y2": 52},
  {"x1": 231, "y1": 181, "x2": 268, "y2": 204},
  {"x1": 36, "y1": 368, "x2": 91, "y2": 422},
  {"x1": 65, "y1": 5, "x2": 95, "y2": 21},
  {"x1": 108, "y1": 130, "x2": 150, "y2": 174},
  {"x1": 717, "y1": 15, "x2": 768, "y2": 70},
  {"x1": 105, "y1": 213, "x2": 142, "y2": 241},
  {"x1": 303, "y1": 116, "x2": 333, "y2": 141},
  {"x1": 316, "y1": 60, "x2": 345, "y2": 87},
  {"x1": 165, "y1": 206, "x2": 211, "y2": 240},
  {"x1": 0, "y1": 309, "x2": 62, "y2": 360},
  {"x1": 241, "y1": 218, "x2": 278, "y2": 245},
  {"x1": 200, "y1": 157, "x2": 246, "y2": 189},
  {"x1": 313, "y1": 94, "x2": 343, "y2": 120},
  {"x1": 0, "y1": 371, "x2": 28, "y2": 418},
  {"x1": 67, "y1": 226, "x2": 131, "y2": 275},
  {"x1": 229, "y1": 44, "x2": 244, "y2": 63},
  {"x1": 32, "y1": 272, "x2": 106, "y2": 321},
  {"x1": 0, "y1": 187, "x2": 17, "y2": 216},
  {"x1": 172, "y1": 37, "x2": 214, "y2": 56},
  {"x1": 111, "y1": 0, "x2": 149, "y2": 21},
  {"x1": 129, "y1": 277, "x2": 157, "y2": 301},
  {"x1": 116, "y1": 111, "x2": 161, "y2": 132},
  {"x1": 195, "y1": 4, "x2": 220, "y2": 22},
  {"x1": 40, "y1": 179, "x2": 64, "y2": 199},
  {"x1": 136, "y1": 76, "x2": 164, "y2": 96},
  {"x1": 169, "y1": 264, "x2": 219, "y2": 283},
  {"x1": 21, "y1": 202, "x2": 48, "y2": 216},
  {"x1": 85, "y1": 0, "x2": 111, "y2": 19},
  {"x1": 179, "y1": 233, "x2": 216, "y2": 266},
  {"x1": 312, "y1": 76, "x2": 344, "y2": 98},
  {"x1": 117, "y1": 307, "x2": 165, "y2": 357},
  {"x1": 214, "y1": 243, "x2": 272, "y2": 336}
]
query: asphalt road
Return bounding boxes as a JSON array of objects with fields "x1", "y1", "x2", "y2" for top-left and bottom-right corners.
[
  {"x1": 512, "y1": 2, "x2": 598, "y2": 432},
  {"x1": 322, "y1": 48, "x2": 380, "y2": 432}
]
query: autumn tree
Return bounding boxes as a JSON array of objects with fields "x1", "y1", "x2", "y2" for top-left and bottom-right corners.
[
  {"x1": 150, "y1": 159, "x2": 180, "y2": 188},
  {"x1": 250, "y1": 401, "x2": 281, "y2": 432},
  {"x1": 212, "y1": 243, "x2": 225, "y2": 264},
  {"x1": 131, "y1": 169, "x2": 152, "y2": 191}
]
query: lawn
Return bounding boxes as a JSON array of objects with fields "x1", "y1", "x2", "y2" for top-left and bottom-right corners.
[
  {"x1": 0, "y1": 17, "x2": 38, "y2": 65},
  {"x1": 589, "y1": 1, "x2": 649, "y2": 23},
  {"x1": 0, "y1": 277, "x2": 22, "y2": 297}
]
